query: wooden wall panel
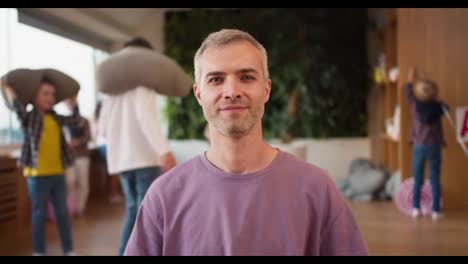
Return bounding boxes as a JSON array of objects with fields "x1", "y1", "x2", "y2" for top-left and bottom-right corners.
[{"x1": 398, "y1": 8, "x2": 468, "y2": 209}]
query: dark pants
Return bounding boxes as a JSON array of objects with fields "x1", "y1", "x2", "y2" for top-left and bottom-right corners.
[
  {"x1": 412, "y1": 144, "x2": 442, "y2": 212},
  {"x1": 27, "y1": 175, "x2": 73, "y2": 254},
  {"x1": 118, "y1": 166, "x2": 161, "y2": 255}
]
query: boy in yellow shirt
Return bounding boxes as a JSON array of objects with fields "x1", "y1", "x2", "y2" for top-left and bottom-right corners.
[{"x1": 2, "y1": 77, "x2": 80, "y2": 256}]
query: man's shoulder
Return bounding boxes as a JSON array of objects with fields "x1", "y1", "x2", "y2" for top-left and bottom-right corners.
[
  {"x1": 275, "y1": 151, "x2": 344, "y2": 209},
  {"x1": 152, "y1": 155, "x2": 203, "y2": 189},
  {"x1": 277, "y1": 151, "x2": 333, "y2": 185}
]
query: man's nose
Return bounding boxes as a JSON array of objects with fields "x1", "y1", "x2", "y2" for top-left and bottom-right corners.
[{"x1": 223, "y1": 79, "x2": 242, "y2": 100}]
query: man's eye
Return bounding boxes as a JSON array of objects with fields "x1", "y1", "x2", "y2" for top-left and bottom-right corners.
[
  {"x1": 208, "y1": 77, "x2": 223, "y2": 83},
  {"x1": 241, "y1": 75, "x2": 255, "y2": 81}
]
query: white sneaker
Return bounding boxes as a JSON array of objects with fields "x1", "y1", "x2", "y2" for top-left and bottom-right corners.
[
  {"x1": 411, "y1": 208, "x2": 421, "y2": 218},
  {"x1": 432, "y1": 212, "x2": 443, "y2": 220},
  {"x1": 64, "y1": 251, "x2": 79, "y2": 256}
]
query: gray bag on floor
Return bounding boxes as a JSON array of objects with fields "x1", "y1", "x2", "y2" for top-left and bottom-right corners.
[{"x1": 341, "y1": 158, "x2": 389, "y2": 200}]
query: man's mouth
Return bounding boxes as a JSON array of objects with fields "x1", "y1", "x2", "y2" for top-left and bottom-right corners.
[{"x1": 219, "y1": 106, "x2": 248, "y2": 112}]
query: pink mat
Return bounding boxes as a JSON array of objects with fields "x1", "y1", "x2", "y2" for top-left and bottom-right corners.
[{"x1": 395, "y1": 178, "x2": 439, "y2": 216}]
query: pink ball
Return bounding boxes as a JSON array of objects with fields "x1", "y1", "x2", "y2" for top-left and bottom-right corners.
[{"x1": 395, "y1": 178, "x2": 441, "y2": 216}]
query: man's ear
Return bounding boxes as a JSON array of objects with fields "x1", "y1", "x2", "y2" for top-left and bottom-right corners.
[
  {"x1": 193, "y1": 83, "x2": 203, "y2": 106},
  {"x1": 264, "y1": 79, "x2": 272, "y2": 103}
]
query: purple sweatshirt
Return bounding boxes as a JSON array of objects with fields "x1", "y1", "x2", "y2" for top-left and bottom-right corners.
[
  {"x1": 124, "y1": 150, "x2": 368, "y2": 256},
  {"x1": 404, "y1": 82, "x2": 446, "y2": 145}
]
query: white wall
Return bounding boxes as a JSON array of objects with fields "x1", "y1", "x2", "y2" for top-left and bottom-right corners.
[
  {"x1": 294, "y1": 138, "x2": 370, "y2": 181},
  {"x1": 169, "y1": 137, "x2": 370, "y2": 181},
  {"x1": 169, "y1": 139, "x2": 209, "y2": 164},
  {"x1": 1, "y1": 137, "x2": 369, "y2": 182}
]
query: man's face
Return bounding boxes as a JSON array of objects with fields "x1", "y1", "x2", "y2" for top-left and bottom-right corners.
[
  {"x1": 194, "y1": 41, "x2": 271, "y2": 138},
  {"x1": 34, "y1": 82, "x2": 56, "y2": 111}
]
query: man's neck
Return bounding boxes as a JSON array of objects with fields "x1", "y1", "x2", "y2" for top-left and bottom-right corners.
[{"x1": 206, "y1": 126, "x2": 278, "y2": 174}]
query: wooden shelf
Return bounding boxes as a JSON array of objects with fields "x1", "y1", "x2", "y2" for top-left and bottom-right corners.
[
  {"x1": 380, "y1": 134, "x2": 399, "y2": 143},
  {"x1": 371, "y1": 8, "x2": 399, "y2": 172},
  {"x1": 0, "y1": 157, "x2": 17, "y2": 172},
  {"x1": 0, "y1": 165, "x2": 29, "y2": 227}
]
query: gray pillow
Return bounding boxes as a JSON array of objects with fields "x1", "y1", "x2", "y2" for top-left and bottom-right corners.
[
  {"x1": 1, "y1": 68, "x2": 80, "y2": 109},
  {"x1": 348, "y1": 168, "x2": 387, "y2": 197},
  {"x1": 385, "y1": 170, "x2": 400, "y2": 198},
  {"x1": 348, "y1": 158, "x2": 373, "y2": 175},
  {"x1": 95, "y1": 47, "x2": 192, "y2": 97}
]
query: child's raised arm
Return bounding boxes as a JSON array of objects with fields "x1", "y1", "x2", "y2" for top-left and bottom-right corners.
[
  {"x1": 404, "y1": 67, "x2": 417, "y2": 103},
  {"x1": 1, "y1": 81, "x2": 29, "y2": 124},
  {"x1": 56, "y1": 96, "x2": 83, "y2": 127}
]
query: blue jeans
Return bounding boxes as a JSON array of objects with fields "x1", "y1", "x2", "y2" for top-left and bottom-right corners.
[
  {"x1": 27, "y1": 175, "x2": 73, "y2": 254},
  {"x1": 118, "y1": 166, "x2": 161, "y2": 255},
  {"x1": 97, "y1": 145, "x2": 107, "y2": 163},
  {"x1": 412, "y1": 144, "x2": 442, "y2": 212}
]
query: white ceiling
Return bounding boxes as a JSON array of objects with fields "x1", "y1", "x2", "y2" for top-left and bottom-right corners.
[
  {"x1": 93, "y1": 8, "x2": 159, "y2": 29},
  {"x1": 37, "y1": 8, "x2": 164, "y2": 41},
  {"x1": 88, "y1": 8, "x2": 192, "y2": 29},
  {"x1": 19, "y1": 8, "x2": 193, "y2": 50}
]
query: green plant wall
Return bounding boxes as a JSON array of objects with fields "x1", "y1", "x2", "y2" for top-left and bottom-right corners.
[{"x1": 164, "y1": 8, "x2": 369, "y2": 140}]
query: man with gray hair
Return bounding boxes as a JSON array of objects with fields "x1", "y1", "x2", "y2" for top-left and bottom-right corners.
[{"x1": 124, "y1": 29, "x2": 368, "y2": 256}]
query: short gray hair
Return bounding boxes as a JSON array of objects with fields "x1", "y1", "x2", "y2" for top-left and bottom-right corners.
[{"x1": 194, "y1": 29, "x2": 269, "y2": 84}]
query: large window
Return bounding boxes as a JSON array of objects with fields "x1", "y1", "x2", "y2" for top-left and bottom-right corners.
[{"x1": 0, "y1": 8, "x2": 108, "y2": 145}]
